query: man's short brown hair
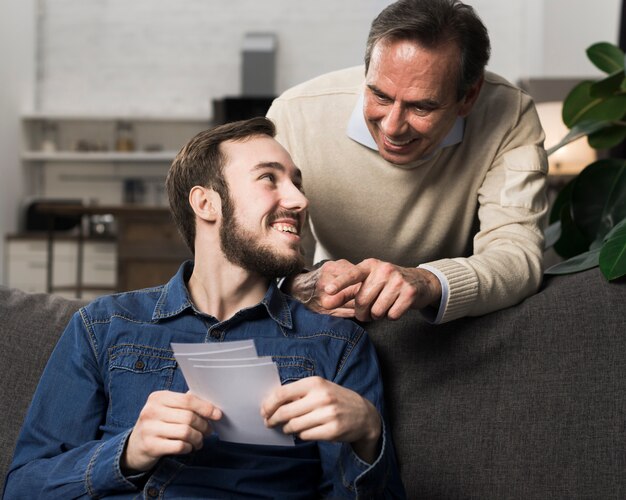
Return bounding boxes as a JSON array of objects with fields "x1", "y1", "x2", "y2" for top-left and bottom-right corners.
[{"x1": 165, "y1": 117, "x2": 276, "y2": 253}]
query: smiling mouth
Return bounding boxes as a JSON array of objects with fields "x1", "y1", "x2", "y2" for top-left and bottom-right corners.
[
  {"x1": 382, "y1": 135, "x2": 418, "y2": 148},
  {"x1": 271, "y1": 222, "x2": 299, "y2": 235}
]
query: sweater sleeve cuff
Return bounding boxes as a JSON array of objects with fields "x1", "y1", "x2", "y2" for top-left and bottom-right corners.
[{"x1": 422, "y1": 258, "x2": 479, "y2": 323}]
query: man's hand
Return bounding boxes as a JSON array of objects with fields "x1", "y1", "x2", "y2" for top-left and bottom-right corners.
[
  {"x1": 289, "y1": 258, "x2": 442, "y2": 321},
  {"x1": 327, "y1": 259, "x2": 442, "y2": 321},
  {"x1": 287, "y1": 260, "x2": 361, "y2": 317},
  {"x1": 261, "y1": 376, "x2": 381, "y2": 464},
  {"x1": 122, "y1": 391, "x2": 222, "y2": 475}
]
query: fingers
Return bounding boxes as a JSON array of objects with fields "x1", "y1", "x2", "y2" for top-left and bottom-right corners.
[
  {"x1": 123, "y1": 391, "x2": 221, "y2": 473},
  {"x1": 136, "y1": 419, "x2": 207, "y2": 453},
  {"x1": 296, "y1": 258, "x2": 441, "y2": 320},
  {"x1": 306, "y1": 302, "x2": 356, "y2": 318},
  {"x1": 323, "y1": 262, "x2": 370, "y2": 296},
  {"x1": 325, "y1": 259, "x2": 390, "y2": 320},
  {"x1": 292, "y1": 260, "x2": 361, "y2": 316},
  {"x1": 260, "y1": 376, "x2": 318, "y2": 421},
  {"x1": 260, "y1": 377, "x2": 379, "y2": 445},
  {"x1": 315, "y1": 287, "x2": 359, "y2": 314},
  {"x1": 156, "y1": 390, "x2": 222, "y2": 421},
  {"x1": 141, "y1": 391, "x2": 216, "y2": 427},
  {"x1": 354, "y1": 264, "x2": 415, "y2": 320},
  {"x1": 261, "y1": 377, "x2": 333, "y2": 435},
  {"x1": 280, "y1": 410, "x2": 342, "y2": 442},
  {"x1": 327, "y1": 306, "x2": 358, "y2": 318},
  {"x1": 330, "y1": 260, "x2": 440, "y2": 321}
]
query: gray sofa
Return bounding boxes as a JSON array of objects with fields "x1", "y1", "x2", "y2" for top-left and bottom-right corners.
[{"x1": 1, "y1": 268, "x2": 625, "y2": 498}]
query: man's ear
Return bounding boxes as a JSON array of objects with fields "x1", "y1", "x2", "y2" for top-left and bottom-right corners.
[
  {"x1": 189, "y1": 186, "x2": 221, "y2": 222},
  {"x1": 458, "y1": 75, "x2": 484, "y2": 117}
]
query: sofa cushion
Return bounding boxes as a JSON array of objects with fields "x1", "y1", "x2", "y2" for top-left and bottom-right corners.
[
  {"x1": 365, "y1": 268, "x2": 626, "y2": 498},
  {"x1": 0, "y1": 287, "x2": 86, "y2": 492}
]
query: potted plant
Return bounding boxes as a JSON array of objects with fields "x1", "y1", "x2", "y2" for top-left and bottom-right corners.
[{"x1": 544, "y1": 41, "x2": 626, "y2": 281}]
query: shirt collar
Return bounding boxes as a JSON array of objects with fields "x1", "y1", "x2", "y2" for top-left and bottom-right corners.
[
  {"x1": 152, "y1": 260, "x2": 293, "y2": 329},
  {"x1": 152, "y1": 261, "x2": 195, "y2": 320},
  {"x1": 346, "y1": 90, "x2": 465, "y2": 156}
]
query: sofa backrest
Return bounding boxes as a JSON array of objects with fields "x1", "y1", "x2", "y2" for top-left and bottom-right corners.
[
  {"x1": 365, "y1": 268, "x2": 626, "y2": 498},
  {"x1": 0, "y1": 287, "x2": 86, "y2": 493}
]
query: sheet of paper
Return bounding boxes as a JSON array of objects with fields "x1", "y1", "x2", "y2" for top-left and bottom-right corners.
[
  {"x1": 171, "y1": 339, "x2": 258, "y2": 358},
  {"x1": 172, "y1": 341, "x2": 294, "y2": 447}
]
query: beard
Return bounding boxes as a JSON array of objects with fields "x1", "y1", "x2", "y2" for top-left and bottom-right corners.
[{"x1": 219, "y1": 195, "x2": 304, "y2": 279}]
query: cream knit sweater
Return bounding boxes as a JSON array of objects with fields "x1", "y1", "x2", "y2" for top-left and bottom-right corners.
[{"x1": 267, "y1": 66, "x2": 548, "y2": 323}]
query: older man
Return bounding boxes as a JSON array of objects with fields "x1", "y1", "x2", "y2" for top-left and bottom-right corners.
[{"x1": 268, "y1": 0, "x2": 548, "y2": 324}]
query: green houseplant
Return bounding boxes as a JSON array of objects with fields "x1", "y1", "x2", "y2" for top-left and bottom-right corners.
[{"x1": 544, "y1": 41, "x2": 626, "y2": 281}]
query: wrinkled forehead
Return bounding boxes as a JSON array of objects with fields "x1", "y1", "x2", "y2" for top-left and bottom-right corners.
[{"x1": 367, "y1": 37, "x2": 462, "y2": 97}]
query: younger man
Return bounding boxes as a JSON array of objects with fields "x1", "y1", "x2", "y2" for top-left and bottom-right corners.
[{"x1": 5, "y1": 117, "x2": 404, "y2": 499}]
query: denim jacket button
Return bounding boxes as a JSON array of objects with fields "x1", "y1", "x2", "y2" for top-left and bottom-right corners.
[
  {"x1": 146, "y1": 486, "x2": 159, "y2": 498},
  {"x1": 134, "y1": 360, "x2": 145, "y2": 370},
  {"x1": 210, "y1": 329, "x2": 222, "y2": 339}
]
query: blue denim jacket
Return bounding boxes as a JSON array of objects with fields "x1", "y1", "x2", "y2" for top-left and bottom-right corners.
[{"x1": 5, "y1": 262, "x2": 405, "y2": 499}]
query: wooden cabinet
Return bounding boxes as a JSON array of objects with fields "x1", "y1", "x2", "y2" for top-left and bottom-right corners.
[{"x1": 115, "y1": 209, "x2": 191, "y2": 291}]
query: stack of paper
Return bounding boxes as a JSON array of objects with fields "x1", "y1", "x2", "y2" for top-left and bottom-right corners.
[{"x1": 171, "y1": 340, "x2": 294, "y2": 447}]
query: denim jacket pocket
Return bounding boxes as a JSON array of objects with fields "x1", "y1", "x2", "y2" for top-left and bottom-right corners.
[
  {"x1": 272, "y1": 355, "x2": 315, "y2": 384},
  {"x1": 107, "y1": 344, "x2": 178, "y2": 427}
]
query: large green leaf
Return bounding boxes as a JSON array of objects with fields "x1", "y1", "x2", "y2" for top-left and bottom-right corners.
[
  {"x1": 588, "y1": 124, "x2": 626, "y2": 149},
  {"x1": 554, "y1": 202, "x2": 592, "y2": 258},
  {"x1": 590, "y1": 70, "x2": 626, "y2": 98},
  {"x1": 562, "y1": 81, "x2": 600, "y2": 127},
  {"x1": 544, "y1": 247, "x2": 601, "y2": 275},
  {"x1": 549, "y1": 177, "x2": 576, "y2": 224},
  {"x1": 562, "y1": 89, "x2": 626, "y2": 127},
  {"x1": 571, "y1": 160, "x2": 626, "y2": 242},
  {"x1": 544, "y1": 221, "x2": 561, "y2": 249},
  {"x1": 599, "y1": 217, "x2": 626, "y2": 280},
  {"x1": 586, "y1": 42, "x2": 625, "y2": 73}
]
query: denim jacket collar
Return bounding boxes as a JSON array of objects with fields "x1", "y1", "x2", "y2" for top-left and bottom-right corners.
[{"x1": 152, "y1": 261, "x2": 293, "y2": 329}]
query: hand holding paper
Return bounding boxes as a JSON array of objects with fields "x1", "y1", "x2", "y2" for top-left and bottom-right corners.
[
  {"x1": 123, "y1": 391, "x2": 222, "y2": 474},
  {"x1": 261, "y1": 375, "x2": 382, "y2": 463},
  {"x1": 172, "y1": 340, "x2": 294, "y2": 447}
]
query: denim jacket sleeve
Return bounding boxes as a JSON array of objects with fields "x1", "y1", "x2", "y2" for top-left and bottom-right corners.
[
  {"x1": 4, "y1": 311, "x2": 139, "y2": 498},
  {"x1": 318, "y1": 325, "x2": 406, "y2": 499}
]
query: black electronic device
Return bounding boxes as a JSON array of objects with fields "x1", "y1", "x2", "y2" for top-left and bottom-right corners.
[{"x1": 23, "y1": 198, "x2": 83, "y2": 232}]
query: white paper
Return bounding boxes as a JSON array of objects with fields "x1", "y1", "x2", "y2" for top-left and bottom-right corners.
[
  {"x1": 171, "y1": 340, "x2": 258, "y2": 358},
  {"x1": 172, "y1": 341, "x2": 294, "y2": 447}
]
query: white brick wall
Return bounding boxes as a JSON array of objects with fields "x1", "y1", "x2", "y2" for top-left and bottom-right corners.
[
  {"x1": 38, "y1": 0, "x2": 386, "y2": 117},
  {"x1": 36, "y1": 0, "x2": 620, "y2": 118}
]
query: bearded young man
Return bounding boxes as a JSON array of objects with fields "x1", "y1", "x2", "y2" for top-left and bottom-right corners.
[{"x1": 5, "y1": 118, "x2": 405, "y2": 499}]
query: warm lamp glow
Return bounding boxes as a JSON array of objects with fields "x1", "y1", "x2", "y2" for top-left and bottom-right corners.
[{"x1": 535, "y1": 101, "x2": 597, "y2": 175}]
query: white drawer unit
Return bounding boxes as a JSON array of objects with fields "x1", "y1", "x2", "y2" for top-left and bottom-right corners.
[
  {"x1": 5, "y1": 236, "x2": 117, "y2": 298},
  {"x1": 82, "y1": 241, "x2": 117, "y2": 287}
]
